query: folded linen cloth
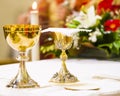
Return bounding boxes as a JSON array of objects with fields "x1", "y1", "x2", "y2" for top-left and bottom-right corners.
[
  {"x1": 41, "y1": 28, "x2": 91, "y2": 36},
  {"x1": 92, "y1": 74, "x2": 120, "y2": 81}
]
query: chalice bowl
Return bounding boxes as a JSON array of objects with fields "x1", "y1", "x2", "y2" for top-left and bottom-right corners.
[
  {"x1": 3, "y1": 24, "x2": 41, "y2": 88},
  {"x1": 50, "y1": 32, "x2": 79, "y2": 84}
]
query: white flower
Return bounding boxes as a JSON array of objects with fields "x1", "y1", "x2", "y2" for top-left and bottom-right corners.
[
  {"x1": 87, "y1": 6, "x2": 102, "y2": 27},
  {"x1": 88, "y1": 15, "x2": 101, "y2": 27},
  {"x1": 88, "y1": 29, "x2": 102, "y2": 42},
  {"x1": 89, "y1": 35, "x2": 97, "y2": 42},
  {"x1": 73, "y1": 11, "x2": 101, "y2": 28},
  {"x1": 72, "y1": 33, "x2": 80, "y2": 49}
]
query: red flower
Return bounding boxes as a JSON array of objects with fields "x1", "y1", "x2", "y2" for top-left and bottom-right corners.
[
  {"x1": 97, "y1": 0, "x2": 113, "y2": 14},
  {"x1": 104, "y1": 19, "x2": 120, "y2": 31},
  {"x1": 111, "y1": 5, "x2": 120, "y2": 12}
]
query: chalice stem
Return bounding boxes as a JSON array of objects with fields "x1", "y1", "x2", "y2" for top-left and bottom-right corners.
[
  {"x1": 60, "y1": 50, "x2": 68, "y2": 74},
  {"x1": 19, "y1": 59, "x2": 29, "y2": 82},
  {"x1": 50, "y1": 49, "x2": 79, "y2": 83},
  {"x1": 19, "y1": 52, "x2": 29, "y2": 80},
  {"x1": 7, "y1": 52, "x2": 39, "y2": 88}
]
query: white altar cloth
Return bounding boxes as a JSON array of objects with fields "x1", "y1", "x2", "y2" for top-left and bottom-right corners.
[{"x1": 0, "y1": 58, "x2": 120, "y2": 96}]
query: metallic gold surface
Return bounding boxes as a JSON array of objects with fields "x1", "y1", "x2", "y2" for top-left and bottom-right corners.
[
  {"x1": 3, "y1": 24, "x2": 40, "y2": 52},
  {"x1": 3, "y1": 24, "x2": 41, "y2": 88},
  {"x1": 50, "y1": 32, "x2": 78, "y2": 83}
]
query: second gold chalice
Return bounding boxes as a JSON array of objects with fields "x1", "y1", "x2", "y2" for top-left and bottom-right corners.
[
  {"x1": 50, "y1": 32, "x2": 79, "y2": 84},
  {"x1": 41, "y1": 28, "x2": 80, "y2": 84},
  {"x1": 41, "y1": 28, "x2": 91, "y2": 84}
]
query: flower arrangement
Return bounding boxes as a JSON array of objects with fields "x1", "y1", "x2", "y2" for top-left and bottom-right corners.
[
  {"x1": 40, "y1": 0, "x2": 120, "y2": 59},
  {"x1": 66, "y1": 0, "x2": 120, "y2": 58}
]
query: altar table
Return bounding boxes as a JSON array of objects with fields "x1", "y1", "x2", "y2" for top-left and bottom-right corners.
[{"x1": 0, "y1": 58, "x2": 120, "y2": 96}]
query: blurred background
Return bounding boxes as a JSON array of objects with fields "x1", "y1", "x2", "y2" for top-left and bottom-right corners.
[{"x1": 0, "y1": 0, "x2": 120, "y2": 64}]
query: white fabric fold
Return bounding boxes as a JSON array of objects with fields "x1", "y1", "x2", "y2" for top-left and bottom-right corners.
[
  {"x1": 41, "y1": 28, "x2": 91, "y2": 36},
  {"x1": 92, "y1": 74, "x2": 120, "y2": 81}
]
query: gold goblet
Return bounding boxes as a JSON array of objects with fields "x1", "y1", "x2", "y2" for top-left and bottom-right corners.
[
  {"x1": 3, "y1": 24, "x2": 41, "y2": 88},
  {"x1": 50, "y1": 32, "x2": 79, "y2": 84}
]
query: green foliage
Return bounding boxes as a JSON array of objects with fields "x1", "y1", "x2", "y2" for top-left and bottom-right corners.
[
  {"x1": 65, "y1": 10, "x2": 120, "y2": 57},
  {"x1": 66, "y1": 20, "x2": 80, "y2": 28}
]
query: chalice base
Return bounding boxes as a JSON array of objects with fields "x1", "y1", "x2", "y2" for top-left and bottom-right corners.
[
  {"x1": 6, "y1": 74, "x2": 39, "y2": 88},
  {"x1": 49, "y1": 71, "x2": 79, "y2": 84}
]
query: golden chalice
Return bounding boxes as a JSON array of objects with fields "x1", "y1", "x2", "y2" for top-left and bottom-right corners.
[
  {"x1": 3, "y1": 24, "x2": 41, "y2": 88},
  {"x1": 49, "y1": 32, "x2": 79, "y2": 84},
  {"x1": 41, "y1": 28, "x2": 91, "y2": 84}
]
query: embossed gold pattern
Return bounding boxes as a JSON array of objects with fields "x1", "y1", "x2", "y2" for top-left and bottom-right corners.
[{"x1": 50, "y1": 32, "x2": 79, "y2": 83}]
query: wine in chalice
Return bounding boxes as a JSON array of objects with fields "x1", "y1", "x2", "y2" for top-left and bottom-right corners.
[{"x1": 3, "y1": 24, "x2": 41, "y2": 88}]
